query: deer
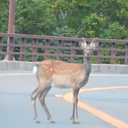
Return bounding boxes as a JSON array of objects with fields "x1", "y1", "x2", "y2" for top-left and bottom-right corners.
[{"x1": 31, "y1": 38, "x2": 98, "y2": 123}]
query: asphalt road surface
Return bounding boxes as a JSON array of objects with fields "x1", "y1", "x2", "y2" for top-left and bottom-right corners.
[{"x1": 0, "y1": 71, "x2": 128, "y2": 128}]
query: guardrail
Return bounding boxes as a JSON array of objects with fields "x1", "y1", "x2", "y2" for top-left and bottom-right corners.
[{"x1": 0, "y1": 33, "x2": 128, "y2": 64}]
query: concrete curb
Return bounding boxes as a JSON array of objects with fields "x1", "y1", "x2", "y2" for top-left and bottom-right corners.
[
  {"x1": 0, "y1": 61, "x2": 38, "y2": 71},
  {"x1": 0, "y1": 61, "x2": 128, "y2": 73},
  {"x1": 92, "y1": 64, "x2": 128, "y2": 73}
]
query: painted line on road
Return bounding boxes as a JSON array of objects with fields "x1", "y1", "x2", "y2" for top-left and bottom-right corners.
[
  {"x1": 90, "y1": 74, "x2": 128, "y2": 77},
  {"x1": 56, "y1": 86, "x2": 128, "y2": 128},
  {"x1": 79, "y1": 86, "x2": 128, "y2": 93},
  {"x1": 0, "y1": 73, "x2": 33, "y2": 76},
  {"x1": 0, "y1": 73, "x2": 128, "y2": 77}
]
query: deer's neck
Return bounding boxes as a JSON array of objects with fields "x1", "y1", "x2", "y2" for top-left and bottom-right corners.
[{"x1": 83, "y1": 57, "x2": 91, "y2": 76}]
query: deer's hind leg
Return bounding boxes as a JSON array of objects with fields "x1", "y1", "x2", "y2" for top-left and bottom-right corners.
[
  {"x1": 31, "y1": 78, "x2": 52, "y2": 123},
  {"x1": 31, "y1": 87, "x2": 41, "y2": 123},
  {"x1": 38, "y1": 86, "x2": 54, "y2": 123}
]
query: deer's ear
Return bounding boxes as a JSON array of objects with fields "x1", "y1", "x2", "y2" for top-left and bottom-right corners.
[
  {"x1": 79, "y1": 37, "x2": 87, "y2": 49},
  {"x1": 90, "y1": 38, "x2": 99, "y2": 49},
  {"x1": 79, "y1": 41, "x2": 87, "y2": 49},
  {"x1": 90, "y1": 42, "x2": 97, "y2": 49}
]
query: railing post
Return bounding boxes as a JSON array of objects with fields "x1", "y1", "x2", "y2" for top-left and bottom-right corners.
[
  {"x1": 97, "y1": 42, "x2": 102, "y2": 63},
  {"x1": 111, "y1": 42, "x2": 116, "y2": 64},
  {"x1": 5, "y1": 37, "x2": 14, "y2": 60},
  {"x1": 0, "y1": 37, "x2": 2, "y2": 60},
  {"x1": 70, "y1": 41, "x2": 75, "y2": 63},
  {"x1": 125, "y1": 43, "x2": 128, "y2": 64},
  {"x1": 32, "y1": 39, "x2": 37, "y2": 61},
  {"x1": 58, "y1": 40, "x2": 62, "y2": 60},
  {"x1": 20, "y1": 38, "x2": 25, "y2": 61},
  {"x1": 44, "y1": 39, "x2": 49, "y2": 60}
]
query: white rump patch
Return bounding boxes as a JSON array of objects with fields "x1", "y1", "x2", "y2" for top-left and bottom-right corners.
[{"x1": 33, "y1": 66, "x2": 38, "y2": 74}]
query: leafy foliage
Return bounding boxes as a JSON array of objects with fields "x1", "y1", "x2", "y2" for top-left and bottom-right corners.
[
  {"x1": 0, "y1": 0, "x2": 9, "y2": 33},
  {"x1": 15, "y1": 0, "x2": 57, "y2": 35}
]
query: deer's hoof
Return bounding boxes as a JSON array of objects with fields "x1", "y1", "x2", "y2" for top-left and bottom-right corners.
[
  {"x1": 70, "y1": 117, "x2": 79, "y2": 124},
  {"x1": 47, "y1": 117, "x2": 55, "y2": 123},
  {"x1": 33, "y1": 117, "x2": 40, "y2": 123}
]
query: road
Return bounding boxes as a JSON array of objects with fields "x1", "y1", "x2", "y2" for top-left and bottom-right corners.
[{"x1": 0, "y1": 71, "x2": 128, "y2": 128}]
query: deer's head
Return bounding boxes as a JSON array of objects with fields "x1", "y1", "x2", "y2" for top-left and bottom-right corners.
[{"x1": 79, "y1": 38, "x2": 99, "y2": 58}]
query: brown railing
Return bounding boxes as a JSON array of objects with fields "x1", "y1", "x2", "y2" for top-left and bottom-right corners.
[{"x1": 0, "y1": 33, "x2": 128, "y2": 64}]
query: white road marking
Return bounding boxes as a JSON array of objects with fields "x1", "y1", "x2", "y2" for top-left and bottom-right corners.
[
  {"x1": 0, "y1": 73, "x2": 128, "y2": 77},
  {"x1": 90, "y1": 74, "x2": 128, "y2": 77},
  {"x1": 0, "y1": 73, "x2": 33, "y2": 76}
]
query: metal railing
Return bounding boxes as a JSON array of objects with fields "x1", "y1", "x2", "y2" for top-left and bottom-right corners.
[{"x1": 0, "y1": 33, "x2": 128, "y2": 64}]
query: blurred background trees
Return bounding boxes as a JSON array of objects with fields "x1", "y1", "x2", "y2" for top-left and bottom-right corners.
[
  {"x1": 0, "y1": 0, "x2": 128, "y2": 39},
  {"x1": 0, "y1": 0, "x2": 128, "y2": 63}
]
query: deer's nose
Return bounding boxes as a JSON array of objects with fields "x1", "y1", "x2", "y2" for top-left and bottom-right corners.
[{"x1": 87, "y1": 53, "x2": 90, "y2": 56}]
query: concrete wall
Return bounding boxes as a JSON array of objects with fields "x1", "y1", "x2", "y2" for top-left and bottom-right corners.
[{"x1": 0, "y1": 61, "x2": 128, "y2": 73}]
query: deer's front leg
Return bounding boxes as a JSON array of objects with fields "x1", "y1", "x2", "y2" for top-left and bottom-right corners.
[{"x1": 70, "y1": 88, "x2": 80, "y2": 123}]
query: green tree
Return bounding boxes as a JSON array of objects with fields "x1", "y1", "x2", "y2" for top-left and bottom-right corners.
[
  {"x1": 103, "y1": 22, "x2": 127, "y2": 39},
  {"x1": 16, "y1": 0, "x2": 57, "y2": 35},
  {"x1": 78, "y1": 13, "x2": 107, "y2": 38},
  {"x1": 95, "y1": 0, "x2": 128, "y2": 39},
  {"x1": 96, "y1": 0, "x2": 128, "y2": 27},
  {"x1": 0, "y1": 0, "x2": 9, "y2": 33},
  {"x1": 1, "y1": 0, "x2": 128, "y2": 39}
]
